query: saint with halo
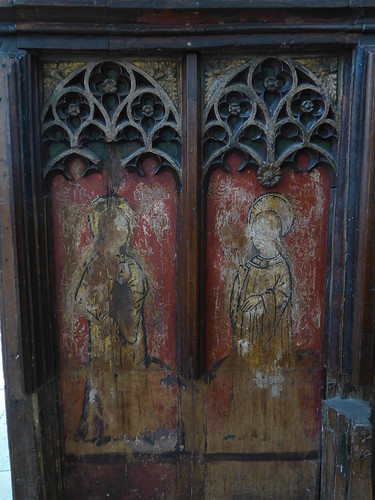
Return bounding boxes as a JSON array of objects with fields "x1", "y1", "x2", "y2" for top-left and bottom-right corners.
[
  {"x1": 74, "y1": 194, "x2": 149, "y2": 443},
  {"x1": 230, "y1": 193, "x2": 296, "y2": 369}
]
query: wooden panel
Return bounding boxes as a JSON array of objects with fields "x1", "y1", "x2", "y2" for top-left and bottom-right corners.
[
  {"x1": 205, "y1": 162, "x2": 331, "y2": 373},
  {"x1": 51, "y1": 157, "x2": 180, "y2": 452},
  {"x1": 193, "y1": 54, "x2": 338, "y2": 496},
  {"x1": 65, "y1": 460, "x2": 182, "y2": 499},
  {"x1": 0, "y1": 54, "x2": 38, "y2": 500},
  {"x1": 43, "y1": 59, "x2": 183, "y2": 495},
  {"x1": 202, "y1": 460, "x2": 319, "y2": 498}
]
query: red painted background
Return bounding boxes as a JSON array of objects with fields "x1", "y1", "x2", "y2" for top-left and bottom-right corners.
[
  {"x1": 51, "y1": 156, "x2": 179, "y2": 441},
  {"x1": 205, "y1": 151, "x2": 331, "y2": 369}
]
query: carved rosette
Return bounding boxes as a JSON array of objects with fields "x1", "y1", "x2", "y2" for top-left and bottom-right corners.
[
  {"x1": 203, "y1": 57, "x2": 338, "y2": 187},
  {"x1": 42, "y1": 61, "x2": 182, "y2": 180}
]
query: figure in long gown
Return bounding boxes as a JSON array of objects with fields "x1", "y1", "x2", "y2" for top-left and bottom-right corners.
[
  {"x1": 75, "y1": 195, "x2": 149, "y2": 443},
  {"x1": 230, "y1": 193, "x2": 295, "y2": 369}
]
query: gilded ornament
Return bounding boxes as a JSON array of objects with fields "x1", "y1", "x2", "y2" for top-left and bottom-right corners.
[
  {"x1": 228, "y1": 103, "x2": 241, "y2": 116},
  {"x1": 142, "y1": 104, "x2": 154, "y2": 117},
  {"x1": 204, "y1": 58, "x2": 247, "y2": 104},
  {"x1": 131, "y1": 60, "x2": 179, "y2": 109},
  {"x1": 43, "y1": 61, "x2": 85, "y2": 103},
  {"x1": 295, "y1": 57, "x2": 338, "y2": 103}
]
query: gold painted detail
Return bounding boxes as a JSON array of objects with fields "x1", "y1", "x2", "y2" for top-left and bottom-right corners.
[
  {"x1": 295, "y1": 57, "x2": 338, "y2": 104},
  {"x1": 132, "y1": 60, "x2": 180, "y2": 109},
  {"x1": 204, "y1": 58, "x2": 247, "y2": 104},
  {"x1": 230, "y1": 193, "x2": 296, "y2": 369},
  {"x1": 43, "y1": 62, "x2": 85, "y2": 103}
]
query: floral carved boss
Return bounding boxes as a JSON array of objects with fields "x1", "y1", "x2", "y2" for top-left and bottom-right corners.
[
  {"x1": 42, "y1": 61, "x2": 182, "y2": 180},
  {"x1": 203, "y1": 57, "x2": 339, "y2": 187}
]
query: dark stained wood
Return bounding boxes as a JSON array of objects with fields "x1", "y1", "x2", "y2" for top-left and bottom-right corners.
[
  {"x1": 31, "y1": 53, "x2": 61, "y2": 387},
  {"x1": 9, "y1": 50, "x2": 59, "y2": 392},
  {"x1": 6, "y1": 54, "x2": 34, "y2": 393},
  {"x1": 23, "y1": 52, "x2": 55, "y2": 388},
  {"x1": 341, "y1": 45, "x2": 367, "y2": 377},
  {"x1": 9, "y1": 0, "x2": 375, "y2": 7},
  {"x1": 180, "y1": 52, "x2": 202, "y2": 378},
  {"x1": 352, "y1": 48, "x2": 375, "y2": 387},
  {"x1": 0, "y1": 5, "x2": 374, "y2": 37},
  {"x1": 0, "y1": 54, "x2": 36, "y2": 500},
  {"x1": 326, "y1": 52, "x2": 357, "y2": 375},
  {"x1": 0, "y1": 0, "x2": 370, "y2": 14},
  {"x1": 0, "y1": 53, "x2": 64, "y2": 500},
  {"x1": 40, "y1": 11, "x2": 365, "y2": 34},
  {"x1": 0, "y1": 46, "x2": 65, "y2": 498},
  {"x1": 321, "y1": 399, "x2": 372, "y2": 499},
  {"x1": 15, "y1": 33, "x2": 361, "y2": 51}
]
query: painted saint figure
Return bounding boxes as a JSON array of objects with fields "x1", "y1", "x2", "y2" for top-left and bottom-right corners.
[
  {"x1": 75, "y1": 195, "x2": 149, "y2": 443},
  {"x1": 230, "y1": 193, "x2": 295, "y2": 369}
]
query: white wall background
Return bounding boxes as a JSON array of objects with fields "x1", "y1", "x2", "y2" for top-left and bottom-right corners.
[{"x1": 0, "y1": 337, "x2": 12, "y2": 499}]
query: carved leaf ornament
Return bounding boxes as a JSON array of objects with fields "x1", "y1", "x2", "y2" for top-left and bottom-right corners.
[
  {"x1": 42, "y1": 61, "x2": 182, "y2": 181},
  {"x1": 203, "y1": 57, "x2": 338, "y2": 187}
]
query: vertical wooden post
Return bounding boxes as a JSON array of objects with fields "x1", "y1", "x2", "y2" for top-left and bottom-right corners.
[
  {"x1": 180, "y1": 53, "x2": 201, "y2": 379},
  {"x1": 352, "y1": 50, "x2": 375, "y2": 387}
]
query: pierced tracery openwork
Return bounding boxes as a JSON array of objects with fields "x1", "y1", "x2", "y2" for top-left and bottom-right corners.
[
  {"x1": 203, "y1": 57, "x2": 338, "y2": 187},
  {"x1": 42, "y1": 61, "x2": 182, "y2": 180}
]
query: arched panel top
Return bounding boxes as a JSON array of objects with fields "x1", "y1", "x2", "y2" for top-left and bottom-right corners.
[
  {"x1": 41, "y1": 60, "x2": 182, "y2": 182},
  {"x1": 202, "y1": 56, "x2": 340, "y2": 187}
]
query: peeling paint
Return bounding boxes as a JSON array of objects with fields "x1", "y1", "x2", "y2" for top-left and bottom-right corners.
[
  {"x1": 126, "y1": 428, "x2": 178, "y2": 454},
  {"x1": 52, "y1": 156, "x2": 179, "y2": 454},
  {"x1": 254, "y1": 371, "x2": 286, "y2": 398}
]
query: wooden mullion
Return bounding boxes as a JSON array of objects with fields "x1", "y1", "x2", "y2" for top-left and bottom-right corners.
[
  {"x1": 180, "y1": 53, "x2": 202, "y2": 379},
  {"x1": 10, "y1": 53, "x2": 38, "y2": 392},
  {"x1": 26, "y1": 53, "x2": 52, "y2": 387},
  {"x1": 352, "y1": 49, "x2": 375, "y2": 386}
]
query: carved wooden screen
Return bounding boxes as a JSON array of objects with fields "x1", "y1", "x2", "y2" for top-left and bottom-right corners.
[
  {"x1": 42, "y1": 59, "x2": 183, "y2": 493},
  {"x1": 41, "y1": 54, "x2": 340, "y2": 498},
  {"x1": 198, "y1": 56, "x2": 338, "y2": 497}
]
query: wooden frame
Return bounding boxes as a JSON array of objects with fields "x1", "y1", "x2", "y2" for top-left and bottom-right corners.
[
  {"x1": 0, "y1": 3, "x2": 374, "y2": 497},
  {"x1": 353, "y1": 43, "x2": 375, "y2": 389}
]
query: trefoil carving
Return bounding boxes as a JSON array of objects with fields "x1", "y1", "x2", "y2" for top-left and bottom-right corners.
[
  {"x1": 203, "y1": 57, "x2": 338, "y2": 187},
  {"x1": 42, "y1": 61, "x2": 182, "y2": 181}
]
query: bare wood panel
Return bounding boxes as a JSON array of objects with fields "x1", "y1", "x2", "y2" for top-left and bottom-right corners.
[{"x1": 202, "y1": 460, "x2": 319, "y2": 499}]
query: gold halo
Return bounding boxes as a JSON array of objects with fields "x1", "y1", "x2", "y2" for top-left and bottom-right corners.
[
  {"x1": 247, "y1": 193, "x2": 295, "y2": 237},
  {"x1": 88, "y1": 195, "x2": 136, "y2": 237}
]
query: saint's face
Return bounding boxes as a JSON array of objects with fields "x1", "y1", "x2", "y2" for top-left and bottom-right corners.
[
  {"x1": 249, "y1": 213, "x2": 281, "y2": 257},
  {"x1": 97, "y1": 211, "x2": 131, "y2": 253},
  {"x1": 114, "y1": 213, "x2": 129, "y2": 233}
]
